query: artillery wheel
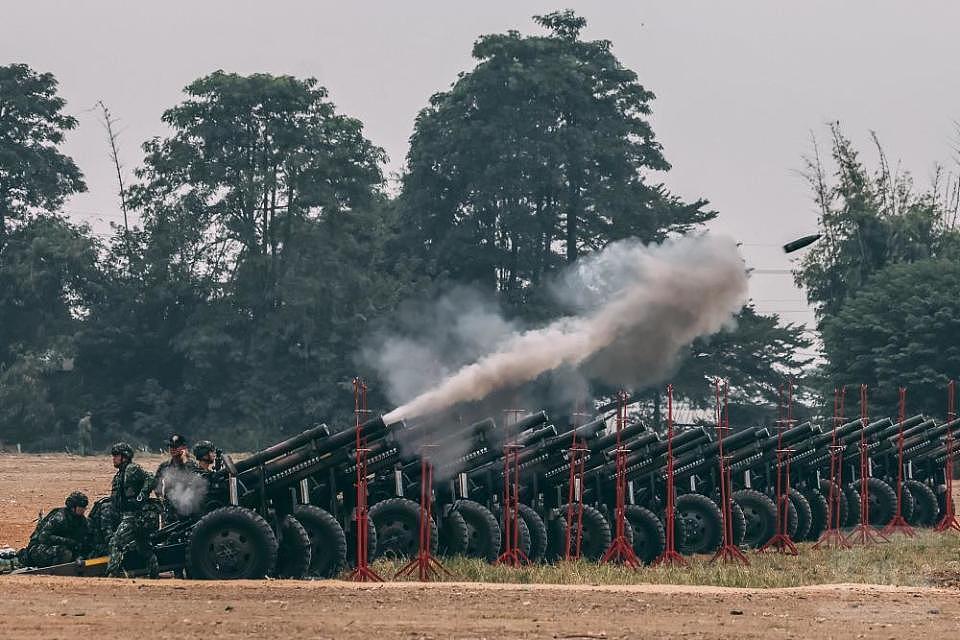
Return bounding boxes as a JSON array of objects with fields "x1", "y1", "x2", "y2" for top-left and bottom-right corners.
[
  {"x1": 274, "y1": 514, "x2": 312, "y2": 579},
  {"x1": 732, "y1": 489, "x2": 777, "y2": 548},
  {"x1": 293, "y1": 505, "x2": 347, "y2": 578},
  {"x1": 904, "y1": 480, "x2": 939, "y2": 527},
  {"x1": 864, "y1": 477, "x2": 898, "y2": 527},
  {"x1": 497, "y1": 510, "x2": 532, "y2": 559},
  {"x1": 624, "y1": 505, "x2": 665, "y2": 564},
  {"x1": 548, "y1": 504, "x2": 611, "y2": 561},
  {"x1": 437, "y1": 507, "x2": 469, "y2": 556},
  {"x1": 787, "y1": 488, "x2": 812, "y2": 540},
  {"x1": 369, "y1": 498, "x2": 437, "y2": 559},
  {"x1": 186, "y1": 506, "x2": 278, "y2": 580},
  {"x1": 675, "y1": 493, "x2": 722, "y2": 555},
  {"x1": 843, "y1": 484, "x2": 861, "y2": 526},
  {"x1": 803, "y1": 489, "x2": 829, "y2": 540},
  {"x1": 819, "y1": 479, "x2": 850, "y2": 527},
  {"x1": 730, "y1": 501, "x2": 747, "y2": 547},
  {"x1": 346, "y1": 515, "x2": 379, "y2": 566},
  {"x1": 517, "y1": 504, "x2": 548, "y2": 562},
  {"x1": 450, "y1": 500, "x2": 500, "y2": 562}
]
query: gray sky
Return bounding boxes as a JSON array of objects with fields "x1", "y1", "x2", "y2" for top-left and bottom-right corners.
[{"x1": 5, "y1": 1, "x2": 959, "y2": 347}]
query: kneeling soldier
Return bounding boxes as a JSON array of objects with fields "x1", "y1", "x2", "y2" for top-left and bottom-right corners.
[{"x1": 20, "y1": 492, "x2": 90, "y2": 567}]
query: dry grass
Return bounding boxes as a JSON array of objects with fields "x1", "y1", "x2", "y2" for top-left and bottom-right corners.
[{"x1": 359, "y1": 530, "x2": 960, "y2": 588}]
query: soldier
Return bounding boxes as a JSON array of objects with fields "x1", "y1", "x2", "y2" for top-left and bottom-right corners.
[
  {"x1": 77, "y1": 411, "x2": 93, "y2": 456},
  {"x1": 193, "y1": 440, "x2": 217, "y2": 473},
  {"x1": 106, "y1": 442, "x2": 159, "y2": 578},
  {"x1": 18, "y1": 492, "x2": 90, "y2": 567},
  {"x1": 155, "y1": 433, "x2": 200, "y2": 523}
]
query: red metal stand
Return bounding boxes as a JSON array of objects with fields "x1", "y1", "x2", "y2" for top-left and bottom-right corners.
[
  {"x1": 845, "y1": 384, "x2": 888, "y2": 545},
  {"x1": 496, "y1": 443, "x2": 529, "y2": 566},
  {"x1": 654, "y1": 384, "x2": 687, "y2": 566},
  {"x1": 601, "y1": 390, "x2": 641, "y2": 568},
  {"x1": 564, "y1": 409, "x2": 587, "y2": 561},
  {"x1": 936, "y1": 380, "x2": 960, "y2": 532},
  {"x1": 760, "y1": 382, "x2": 799, "y2": 555},
  {"x1": 712, "y1": 380, "x2": 750, "y2": 565},
  {"x1": 396, "y1": 451, "x2": 452, "y2": 581},
  {"x1": 815, "y1": 387, "x2": 851, "y2": 549},
  {"x1": 348, "y1": 378, "x2": 384, "y2": 582},
  {"x1": 882, "y1": 387, "x2": 915, "y2": 537}
]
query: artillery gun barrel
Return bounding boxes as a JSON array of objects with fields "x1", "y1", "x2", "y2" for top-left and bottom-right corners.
[
  {"x1": 876, "y1": 415, "x2": 927, "y2": 441},
  {"x1": 230, "y1": 424, "x2": 331, "y2": 474}
]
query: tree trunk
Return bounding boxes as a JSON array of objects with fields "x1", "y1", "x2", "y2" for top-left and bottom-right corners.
[{"x1": 566, "y1": 177, "x2": 580, "y2": 264}]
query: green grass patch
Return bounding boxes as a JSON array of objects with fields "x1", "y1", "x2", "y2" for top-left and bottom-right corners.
[{"x1": 356, "y1": 531, "x2": 960, "y2": 588}]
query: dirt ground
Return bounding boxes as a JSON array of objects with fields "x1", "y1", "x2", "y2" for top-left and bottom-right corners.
[{"x1": 2, "y1": 454, "x2": 960, "y2": 640}]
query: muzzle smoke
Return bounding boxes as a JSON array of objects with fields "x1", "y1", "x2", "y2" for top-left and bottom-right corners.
[
  {"x1": 379, "y1": 235, "x2": 748, "y2": 423},
  {"x1": 160, "y1": 467, "x2": 209, "y2": 516}
]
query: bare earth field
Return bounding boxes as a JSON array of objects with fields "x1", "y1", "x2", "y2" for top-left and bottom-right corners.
[{"x1": 2, "y1": 453, "x2": 960, "y2": 640}]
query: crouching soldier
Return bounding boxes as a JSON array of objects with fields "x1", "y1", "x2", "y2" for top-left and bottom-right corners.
[
  {"x1": 106, "y1": 442, "x2": 159, "y2": 578},
  {"x1": 19, "y1": 492, "x2": 90, "y2": 567}
]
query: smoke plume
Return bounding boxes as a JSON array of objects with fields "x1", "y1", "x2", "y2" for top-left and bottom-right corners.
[
  {"x1": 159, "y1": 467, "x2": 209, "y2": 516},
  {"x1": 377, "y1": 235, "x2": 748, "y2": 423}
]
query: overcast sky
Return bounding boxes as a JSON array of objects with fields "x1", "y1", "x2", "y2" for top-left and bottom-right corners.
[{"x1": 5, "y1": 1, "x2": 959, "y2": 348}]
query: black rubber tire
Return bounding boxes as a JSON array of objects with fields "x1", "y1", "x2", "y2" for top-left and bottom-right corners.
[
  {"x1": 675, "y1": 493, "x2": 723, "y2": 555},
  {"x1": 624, "y1": 505, "x2": 665, "y2": 565},
  {"x1": 293, "y1": 505, "x2": 347, "y2": 578},
  {"x1": 803, "y1": 490, "x2": 829, "y2": 541},
  {"x1": 274, "y1": 514, "x2": 312, "y2": 579},
  {"x1": 437, "y1": 507, "x2": 470, "y2": 556},
  {"x1": 549, "y1": 504, "x2": 612, "y2": 561},
  {"x1": 493, "y1": 505, "x2": 533, "y2": 559},
  {"x1": 843, "y1": 483, "x2": 861, "y2": 526},
  {"x1": 819, "y1": 479, "x2": 850, "y2": 527},
  {"x1": 936, "y1": 484, "x2": 949, "y2": 521},
  {"x1": 897, "y1": 479, "x2": 916, "y2": 524},
  {"x1": 517, "y1": 504, "x2": 548, "y2": 562},
  {"x1": 451, "y1": 500, "x2": 500, "y2": 562},
  {"x1": 346, "y1": 514, "x2": 379, "y2": 566},
  {"x1": 904, "y1": 480, "x2": 939, "y2": 527},
  {"x1": 658, "y1": 508, "x2": 690, "y2": 552},
  {"x1": 186, "y1": 506, "x2": 278, "y2": 580},
  {"x1": 787, "y1": 488, "x2": 812, "y2": 541},
  {"x1": 369, "y1": 497, "x2": 438, "y2": 559},
  {"x1": 864, "y1": 477, "x2": 898, "y2": 527},
  {"x1": 733, "y1": 489, "x2": 778, "y2": 548},
  {"x1": 730, "y1": 501, "x2": 746, "y2": 547}
]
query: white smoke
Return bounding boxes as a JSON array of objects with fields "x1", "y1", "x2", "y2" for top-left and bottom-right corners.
[
  {"x1": 378, "y1": 234, "x2": 749, "y2": 423},
  {"x1": 160, "y1": 467, "x2": 209, "y2": 516}
]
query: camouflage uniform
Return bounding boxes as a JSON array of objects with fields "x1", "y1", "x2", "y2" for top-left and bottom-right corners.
[
  {"x1": 155, "y1": 456, "x2": 202, "y2": 523},
  {"x1": 106, "y1": 460, "x2": 159, "y2": 577},
  {"x1": 21, "y1": 507, "x2": 89, "y2": 567}
]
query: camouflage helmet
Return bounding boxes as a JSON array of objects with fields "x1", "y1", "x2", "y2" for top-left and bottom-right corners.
[
  {"x1": 167, "y1": 433, "x2": 188, "y2": 450},
  {"x1": 110, "y1": 442, "x2": 134, "y2": 460},
  {"x1": 193, "y1": 440, "x2": 215, "y2": 459},
  {"x1": 65, "y1": 491, "x2": 89, "y2": 509}
]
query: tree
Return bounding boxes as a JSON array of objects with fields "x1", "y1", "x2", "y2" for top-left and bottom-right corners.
[
  {"x1": 795, "y1": 124, "x2": 960, "y2": 320},
  {"x1": 127, "y1": 71, "x2": 385, "y2": 310},
  {"x1": 0, "y1": 64, "x2": 86, "y2": 251},
  {"x1": 399, "y1": 11, "x2": 714, "y2": 308},
  {"x1": 667, "y1": 305, "x2": 813, "y2": 425},
  {"x1": 77, "y1": 71, "x2": 396, "y2": 447},
  {"x1": 820, "y1": 260, "x2": 960, "y2": 417}
]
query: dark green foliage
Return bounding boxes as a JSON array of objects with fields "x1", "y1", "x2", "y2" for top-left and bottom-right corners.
[
  {"x1": 399, "y1": 12, "x2": 714, "y2": 310},
  {"x1": 795, "y1": 125, "x2": 960, "y2": 320},
  {"x1": 821, "y1": 260, "x2": 960, "y2": 417},
  {"x1": 0, "y1": 64, "x2": 86, "y2": 250}
]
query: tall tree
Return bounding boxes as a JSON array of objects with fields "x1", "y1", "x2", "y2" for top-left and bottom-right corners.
[
  {"x1": 0, "y1": 64, "x2": 86, "y2": 251},
  {"x1": 821, "y1": 260, "x2": 960, "y2": 417},
  {"x1": 400, "y1": 11, "x2": 714, "y2": 308},
  {"x1": 795, "y1": 124, "x2": 960, "y2": 321}
]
